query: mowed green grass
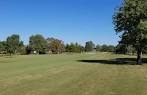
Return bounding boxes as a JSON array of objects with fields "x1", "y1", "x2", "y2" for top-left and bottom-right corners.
[{"x1": 0, "y1": 53, "x2": 147, "y2": 95}]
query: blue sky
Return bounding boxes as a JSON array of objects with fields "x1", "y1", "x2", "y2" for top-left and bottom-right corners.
[{"x1": 0, "y1": 0, "x2": 122, "y2": 45}]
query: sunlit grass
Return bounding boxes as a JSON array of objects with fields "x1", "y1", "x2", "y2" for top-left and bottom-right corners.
[{"x1": 0, "y1": 53, "x2": 147, "y2": 95}]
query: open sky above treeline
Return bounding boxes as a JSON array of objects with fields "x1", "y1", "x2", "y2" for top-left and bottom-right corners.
[{"x1": 0, "y1": 0, "x2": 122, "y2": 45}]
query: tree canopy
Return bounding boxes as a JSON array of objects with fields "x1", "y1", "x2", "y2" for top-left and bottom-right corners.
[
  {"x1": 29, "y1": 34, "x2": 48, "y2": 54},
  {"x1": 6, "y1": 34, "x2": 21, "y2": 55},
  {"x1": 85, "y1": 41, "x2": 95, "y2": 52},
  {"x1": 47, "y1": 38, "x2": 65, "y2": 54}
]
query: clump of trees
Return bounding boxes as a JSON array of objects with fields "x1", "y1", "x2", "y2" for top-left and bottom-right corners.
[
  {"x1": 113, "y1": 0, "x2": 147, "y2": 64},
  {"x1": 100, "y1": 45, "x2": 115, "y2": 52},
  {"x1": 66, "y1": 43, "x2": 84, "y2": 53},
  {"x1": 95, "y1": 44, "x2": 115, "y2": 52},
  {"x1": 0, "y1": 34, "x2": 25, "y2": 55}
]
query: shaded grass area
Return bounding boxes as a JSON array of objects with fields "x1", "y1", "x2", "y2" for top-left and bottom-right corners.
[
  {"x1": 78, "y1": 58, "x2": 147, "y2": 65},
  {"x1": 0, "y1": 53, "x2": 147, "y2": 95}
]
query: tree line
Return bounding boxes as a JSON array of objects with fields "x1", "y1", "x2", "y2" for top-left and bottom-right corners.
[{"x1": 0, "y1": 34, "x2": 116, "y2": 55}]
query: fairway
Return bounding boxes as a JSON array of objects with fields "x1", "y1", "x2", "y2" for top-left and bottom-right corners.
[{"x1": 0, "y1": 53, "x2": 147, "y2": 95}]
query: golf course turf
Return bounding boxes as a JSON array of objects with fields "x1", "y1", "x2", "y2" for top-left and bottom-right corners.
[{"x1": 0, "y1": 52, "x2": 147, "y2": 95}]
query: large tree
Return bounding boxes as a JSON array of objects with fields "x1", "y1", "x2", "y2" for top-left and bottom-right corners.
[
  {"x1": 113, "y1": 0, "x2": 147, "y2": 64},
  {"x1": 6, "y1": 34, "x2": 21, "y2": 55},
  {"x1": 29, "y1": 34, "x2": 48, "y2": 54}
]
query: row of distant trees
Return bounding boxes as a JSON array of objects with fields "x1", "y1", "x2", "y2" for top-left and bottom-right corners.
[{"x1": 0, "y1": 34, "x2": 117, "y2": 55}]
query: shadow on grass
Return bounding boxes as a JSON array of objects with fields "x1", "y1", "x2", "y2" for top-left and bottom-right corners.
[{"x1": 78, "y1": 58, "x2": 147, "y2": 65}]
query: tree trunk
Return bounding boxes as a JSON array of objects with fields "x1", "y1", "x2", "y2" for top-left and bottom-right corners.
[{"x1": 137, "y1": 48, "x2": 142, "y2": 65}]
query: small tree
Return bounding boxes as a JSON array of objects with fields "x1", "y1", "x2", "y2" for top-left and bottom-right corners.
[
  {"x1": 96, "y1": 44, "x2": 101, "y2": 51},
  {"x1": 85, "y1": 41, "x2": 95, "y2": 52},
  {"x1": 18, "y1": 41, "x2": 27, "y2": 55},
  {"x1": 100, "y1": 44, "x2": 108, "y2": 52}
]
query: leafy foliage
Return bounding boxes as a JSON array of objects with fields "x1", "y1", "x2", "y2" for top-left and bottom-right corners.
[
  {"x1": 101, "y1": 45, "x2": 115, "y2": 52},
  {"x1": 47, "y1": 38, "x2": 65, "y2": 54},
  {"x1": 29, "y1": 34, "x2": 48, "y2": 54},
  {"x1": 0, "y1": 41, "x2": 7, "y2": 54},
  {"x1": 85, "y1": 41, "x2": 95, "y2": 52},
  {"x1": 66, "y1": 43, "x2": 84, "y2": 53},
  {"x1": 6, "y1": 34, "x2": 21, "y2": 55}
]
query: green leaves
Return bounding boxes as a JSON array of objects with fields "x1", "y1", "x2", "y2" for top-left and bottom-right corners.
[
  {"x1": 29, "y1": 34, "x2": 48, "y2": 54},
  {"x1": 114, "y1": 0, "x2": 147, "y2": 33},
  {"x1": 85, "y1": 41, "x2": 95, "y2": 52},
  {"x1": 47, "y1": 38, "x2": 65, "y2": 54},
  {"x1": 113, "y1": 0, "x2": 147, "y2": 49},
  {"x1": 6, "y1": 34, "x2": 21, "y2": 54}
]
